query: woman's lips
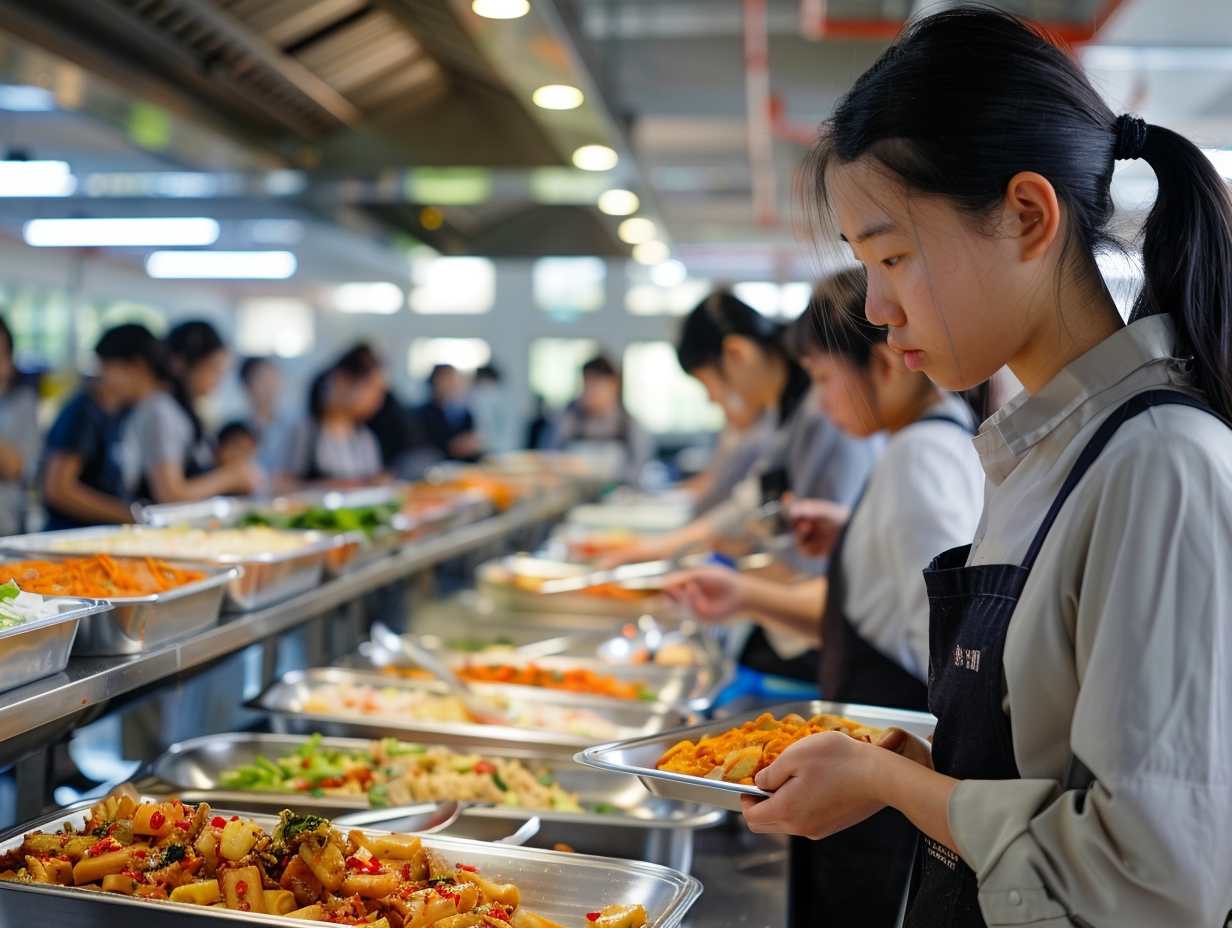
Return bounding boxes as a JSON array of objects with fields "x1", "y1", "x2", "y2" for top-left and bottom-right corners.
[{"x1": 902, "y1": 349, "x2": 924, "y2": 370}]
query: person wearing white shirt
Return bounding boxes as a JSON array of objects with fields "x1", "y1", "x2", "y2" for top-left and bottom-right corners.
[
  {"x1": 736, "y1": 11, "x2": 1232, "y2": 928},
  {"x1": 665, "y1": 267, "x2": 985, "y2": 928}
]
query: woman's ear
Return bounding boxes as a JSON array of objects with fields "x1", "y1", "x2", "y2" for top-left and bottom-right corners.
[
  {"x1": 1002, "y1": 171, "x2": 1062, "y2": 262},
  {"x1": 720, "y1": 334, "x2": 754, "y2": 370},
  {"x1": 868, "y1": 343, "x2": 901, "y2": 386}
]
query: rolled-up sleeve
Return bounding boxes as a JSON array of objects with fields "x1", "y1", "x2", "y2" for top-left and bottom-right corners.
[{"x1": 949, "y1": 417, "x2": 1232, "y2": 928}]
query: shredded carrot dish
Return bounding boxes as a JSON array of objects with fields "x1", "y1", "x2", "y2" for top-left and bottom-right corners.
[
  {"x1": 656, "y1": 712, "x2": 886, "y2": 785},
  {"x1": 0, "y1": 554, "x2": 207, "y2": 599},
  {"x1": 454, "y1": 663, "x2": 651, "y2": 700}
]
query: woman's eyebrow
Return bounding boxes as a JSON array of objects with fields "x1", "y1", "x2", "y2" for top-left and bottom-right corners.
[{"x1": 839, "y1": 221, "x2": 898, "y2": 244}]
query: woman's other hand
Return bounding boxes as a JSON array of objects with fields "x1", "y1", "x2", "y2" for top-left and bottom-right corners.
[
  {"x1": 783, "y1": 495, "x2": 850, "y2": 557},
  {"x1": 662, "y1": 566, "x2": 746, "y2": 622}
]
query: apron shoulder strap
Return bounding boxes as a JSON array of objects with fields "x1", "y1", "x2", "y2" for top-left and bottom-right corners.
[{"x1": 1021, "y1": 389, "x2": 1232, "y2": 570}]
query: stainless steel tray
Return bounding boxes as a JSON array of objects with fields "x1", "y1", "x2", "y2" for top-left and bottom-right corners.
[
  {"x1": 0, "y1": 799, "x2": 702, "y2": 928},
  {"x1": 477, "y1": 555, "x2": 678, "y2": 618},
  {"x1": 0, "y1": 525, "x2": 336, "y2": 613},
  {"x1": 251, "y1": 667, "x2": 698, "y2": 758},
  {"x1": 578, "y1": 700, "x2": 938, "y2": 812},
  {"x1": 0, "y1": 596, "x2": 110, "y2": 692},
  {"x1": 149, "y1": 732, "x2": 723, "y2": 871},
  {"x1": 0, "y1": 555, "x2": 239, "y2": 656}
]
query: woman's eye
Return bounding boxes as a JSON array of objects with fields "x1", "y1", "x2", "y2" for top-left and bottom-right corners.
[{"x1": 881, "y1": 256, "x2": 901, "y2": 268}]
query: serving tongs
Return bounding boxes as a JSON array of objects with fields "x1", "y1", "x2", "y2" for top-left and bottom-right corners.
[
  {"x1": 336, "y1": 802, "x2": 541, "y2": 846},
  {"x1": 369, "y1": 622, "x2": 518, "y2": 727}
]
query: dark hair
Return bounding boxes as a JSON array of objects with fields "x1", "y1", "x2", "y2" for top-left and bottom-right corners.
[
  {"x1": 677, "y1": 291, "x2": 785, "y2": 373},
  {"x1": 217, "y1": 420, "x2": 255, "y2": 446},
  {"x1": 581, "y1": 355, "x2": 618, "y2": 379},
  {"x1": 165, "y1": 320, "x2": 226, "y2": 441},
  {"x1": 806, "y1": 7, "x2": 1232, "y2": 418},
  {"x1": 429, "y1": 363, "x2": 456, "y2": 384},
  {"x1": 96, "y1": 324, "x2": 169, "y2": 377},
  {"x1": 310, "y1": 344, "x2": 383, "y2": 420},
  {"x1": 239, "y1": 356, "x2": 274, "y2": 386},
  {"x1": 475, "y1": 364, "x2": 500, "y2": 383}
]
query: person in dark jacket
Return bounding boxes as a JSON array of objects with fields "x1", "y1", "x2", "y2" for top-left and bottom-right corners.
[{"x1": 414, "y1": 365, "x2": 482, "y2": 461}]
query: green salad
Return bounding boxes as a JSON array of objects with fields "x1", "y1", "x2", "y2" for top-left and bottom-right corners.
[{"x1": 238, "y1": 501, "x2": 401, "y2": 537}]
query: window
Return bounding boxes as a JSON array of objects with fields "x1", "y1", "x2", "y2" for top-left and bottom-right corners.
[
  {"x1": 1, "y1": 284, "x2": 74, "y2": 369},
  {"x1": 732, "y1": 281, "x2": 812, "y2": 320},
  {"x1": 533, "y1": 257, "x2": 606, "y2": 317},
  {"x1": 528, "y1": 338, "x2": 598, "y2": 408},
  {"x1": 622, "y1": 341, "x2": 725, "y2": 434},
  {"x1": 409, "y1": 255, "x2": 495, "y2": 314},
  {"x1": 408, "y1": 338, "x2": 491, "y2": 381},
  {"x1": 624, "y1": 260, "x2": 710, "y2": 316},
  {"x1": 236, "y1": 298, "x2": 314, "y2": 358}
]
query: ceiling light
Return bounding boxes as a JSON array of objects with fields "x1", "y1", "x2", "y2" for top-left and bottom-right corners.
[
  {"x1": 24, "y1": 217, "x2": 220, "y2": 247},
  {"x1": 649, "y1": 259, "x2": 688, "y2": 288},
  {"x1": 598, "y1": 189, "x2": 639, "y2": 215},
  {"x1": 331, "y1": 282, "x2": 404, "y2": 315},
  {"x1": 532, "y1": 84, "x2": 584, "y2": 110},
  {"x1": 472, "y1": 0, "x2": 529, "y2": 18},
  {"x1": 146, "y1": 251, "x2": 296, "y2": 279},
  {"x1": 572, "y1": 145, "x2": 619, "y2": 171},
  {"x1": 618, "y1": 217, "x2": 656, "y2": 244},
  {"x1": 632, "y1": 241, "x2": 670, "y2": 265},
  {"x1": 0, "y1": 160, "x2": 75, "y2": 197},
  {"x1": 0, "y1": 85, "x2": 55, "y2": 112}
]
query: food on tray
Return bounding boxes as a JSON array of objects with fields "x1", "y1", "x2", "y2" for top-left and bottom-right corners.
[
  {"x1": 219, "y1": 734, "x2": 583, "y2": 812},
  {"x1": 302, "y1": 682, "x2": 623, "y2": 741},
  {"x1": 48, "y1": 526, "x2": 318, "y2": 559},
  {"x1": 656, "y1": 713, "x2": 886, "y2": 785},
  {"x1": 240, "y1": 502, "x2": 402, "y2": 537},
  {"x1": 0, "y1": 580, "x2": 58, "y2": 630},
  {"x1": 0, "y1": 794, "x2": 639, "y2": 926},
  {"x1": 564, "y1": 529, "x2": 638, "y2": 563},
  {"x1": 455, "y1": 664, "x2": 653, "y2": 701},
  {"x1": 0, "y1": 554, "x2": 206, "y2": 599}
]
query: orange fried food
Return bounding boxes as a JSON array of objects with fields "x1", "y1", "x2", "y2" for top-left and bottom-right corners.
[
  {"x1": 456, "y1": 663, "x2": 650, "y2": 700},
  {"x1": 656, "y1": 712, "x2": 885, "y2": 785},
  {"x1": 0, "y1": 554, "x2": 206, "y2": 599}
]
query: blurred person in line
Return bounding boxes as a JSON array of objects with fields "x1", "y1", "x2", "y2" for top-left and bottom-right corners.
[
  {"x1": 238, "y1": 356, "x2": 295, "y2": 477},
  {"x1": 544, "y1": 355, "x2": 651, "y2": 484},
  {"x1": 526, "y1": 394, "x2": 552, "y2": 450},
  {"x1": 415, "y1": 364, "x2": 482, "y2": 461},
  {"x1": 366, "y1": 386, "x2": 440, "y2": 481},
  {"x1": 276, "y1": 344, "x2": 388, "y2": 489},
  {"x1": 470, "y1": 364, "x2": 520, "y2": 455},
  {"x1": 685, "y1": 403, "x2": 776, "y2": 518},
  {"x1": 0, "y1": 317, "x2": 38, "y2": 535},
  {"x1": 121, "y1": 319, "x2": 257, "y2": 504},
  {"x1": 215, "y1": 420, "x2": 259, "y2": 469}
]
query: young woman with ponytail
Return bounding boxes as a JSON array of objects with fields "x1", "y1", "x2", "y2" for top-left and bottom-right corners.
[{"x1": 738, "y1": 9, "x2": 1232, "y2": 928}]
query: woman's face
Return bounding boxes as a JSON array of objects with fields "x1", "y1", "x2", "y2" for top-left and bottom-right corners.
[
  {"x1": 805, "y1": 351, "x2": 879, "y2": 438},
  {"x1": 346, "y1": 369, "x2": 387, "y2": 422},
  {"x1": 185, "y1": 348, "x2": 230, "y2": 399},
  {"x1": 98, "y1": 358, "x2": 149, "y2": 405},
  {"x1": 828, "y1": 157, "x2": 1034, "y2": 392},
  {"x1": 691, "y1": 364, "x2": 758, "y2": 430}
]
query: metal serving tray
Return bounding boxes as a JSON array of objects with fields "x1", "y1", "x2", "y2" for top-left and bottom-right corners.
[
  {"x1": 1, "y1": 525, "x2": 336, "y2": 613},
  {"x1": 578, "y1": 700, "x2": 938, "y2": 812},
  {"x1": 0, "y1": 555, "x2": 239, "y2": 656},
  {"x1": 0, "y1": 595, "x2": 110, "y2": 691},
  {"x1": 477, "y1": 554, "x2": 678, "y2": 618},
  {"x1": 0, "y1": 799, "x2": 702, "y2": 928},
  {"x1": 252, "y1": 667, "x2": 698, "y2": 758},
  {"x1": 149, "y1": 732, "x2": 723, "y2": 871}
]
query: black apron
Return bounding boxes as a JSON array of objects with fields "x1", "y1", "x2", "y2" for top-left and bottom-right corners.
[
  {"x1": 790, "y1": 411, "x2": 971, "y2": 928},
  {"x1": 907, "y1": 389, "x2": 1229, "y2": 928}
]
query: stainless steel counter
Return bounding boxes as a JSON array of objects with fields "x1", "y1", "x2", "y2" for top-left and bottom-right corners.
[{"x1": 0, "y1": 486, "x2": 585, "y2": 760}]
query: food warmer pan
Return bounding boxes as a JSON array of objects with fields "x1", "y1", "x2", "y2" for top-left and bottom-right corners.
[{"x1": 0, "y1": 595, "x2": 111, "y2": 692}]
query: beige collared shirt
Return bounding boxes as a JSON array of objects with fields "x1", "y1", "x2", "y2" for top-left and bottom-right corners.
[{"x1": 947, "y1": 315, "x2": 1232, "y2": 927}]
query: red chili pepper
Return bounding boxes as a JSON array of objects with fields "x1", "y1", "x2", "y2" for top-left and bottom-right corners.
[
  {"x1": 121, "y1": 870, "x2": 142, "y2": 881},
  {"x1": 455, "y1": 863, "x2": 477, "y2": 872},
  {"x1": 174, "y1": 820, "x2": 190, "y2": 830},
  {"x1": 57, "y1": 855, "x2": 70, "y2": 862},
  {"x1": 473, "y1": 760, "x2": 495, "y2": 775},
  {"x1": 230, "y1": 815, "x2": 239, "y2": 822},
  {"x1": 86, "y1": 839, "x2": 116, "y2": 857},
  {"x1": 318, "y1": 777, "x2": 344, "y2": 789},
  {"x1": 149, "y1": 811, "x2": 165, "y2": 830},
  {"x1": 132, "y1": 850, "x2": 147, "y2": 859},
  {"x1": 586, "y1": 914, "x2": 602, "y2": 922},
  {"x1": 345, "y1": 856, "x2": 364, "y2": 870},
  {"x1": 211, "y1": 817, "x2": 226, "y2": 828},
  {"x1": 401, "y1": 864, "x2": 411, "y2": 881},
  {"x1": 235, "y1": 879, "x2": 248, "y2": 897}
]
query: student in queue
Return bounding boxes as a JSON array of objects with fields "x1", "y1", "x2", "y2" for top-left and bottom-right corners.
[
  {"x1": 239, "y1": 355, "x2": 295, "y2": 477},
  {"x1": 735, "y1": 11, "x2": 1232, "y2": 928},
  {"x1": 0, "y1": 317, "x2": 38, "y2": 536},
  {"x1": 415, "y1": 364, "x2": 482, "y2": 461},
  {"x1": 277, "y1": 344, "x2": 387, "y2": 488},
  {"x1": 121, "y1": 319, "x2": 257, "y2": 504},
  {"x1": 601, "y1": 290, "x2": 880, "y2": 680},
  {"x1": 666, "y1": 267, "x2": 985, "y2": 928},
  {"x1": 545, "y1": 355, "x2": 651, "y2": 484}
]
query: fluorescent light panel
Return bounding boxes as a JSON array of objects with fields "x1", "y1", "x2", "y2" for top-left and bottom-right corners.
[
  {"x1": 0, "y1": 160, "x2": 75, "y2": 197},
  {"x1": 24, "y1": 217, "x2": 220, "y2": 247},
  {"x1": 146, "y1": 251, "x2": 296, "y2": 279},
  {"x1": 331, "y1": 282, "x2": 404, "y2": 314}
]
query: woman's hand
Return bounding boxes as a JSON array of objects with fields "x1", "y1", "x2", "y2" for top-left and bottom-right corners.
[
  {"x1": 874, "y1": 727, "x2": 934, "y2": 770},
  {"x1": 662, "y1": 566, "x2": 746, "y2": 623},
  {"x1": 783, "y1": 495, "x2": 850, "y2": 557}
]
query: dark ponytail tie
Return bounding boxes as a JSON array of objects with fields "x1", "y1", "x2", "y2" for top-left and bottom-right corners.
[{"x1": 1114, "y1": 114, "x2": 1148, "y2": 160}]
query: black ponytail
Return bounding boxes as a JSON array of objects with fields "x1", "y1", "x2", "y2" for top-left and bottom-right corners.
[
  {"x1": 165, "y1": 320, "x2": 225, "y2": 442},
  {"x1": 678, "y1": 291, "x2": 786, "y2": 373},
  {"x1": 806, "y1": 7, "x2": 1232, "y2": 419}
]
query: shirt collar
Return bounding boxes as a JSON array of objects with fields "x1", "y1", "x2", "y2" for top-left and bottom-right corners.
[{"x1": 973, "y1": 315, "x2": 1181, "y2": 485}]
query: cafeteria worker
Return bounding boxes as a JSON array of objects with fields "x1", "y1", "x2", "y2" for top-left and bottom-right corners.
[
  {"x1": 737, "y1": 10, "x2": 1232, "y2": 928},
  {"x1": 666, "y1": 267, "x2": 985, "y2": 928}
]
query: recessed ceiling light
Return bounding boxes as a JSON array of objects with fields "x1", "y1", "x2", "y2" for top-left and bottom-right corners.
[
  {"x1": 0, "y1": 160, "x2": 74, "y2": 197},
  {"x1": 331, "y1": 282, "x2": 404, "y2": 315},
  {"x1": 632, "y1": 241, "x2": 670, "y2": 265},
  {"x1": 146, "y1": 251, "x2": 296, "y2": 279},
  {"x1": 649, "y1": 259, "x2": 688, "y2": 288},
  {"x1": 618, "y1": 217, "x2": 656, "y2": 244},
  {"x1": 597, "y1": 189, "x2": 639, "y2": 215},
  {"x1": 572, "y1": 145, "x2": 618, "y2": 171},
  {"x1": 24, "y1": 217, "x2": 220, "y2": 247},
  {"x1": 472, "y1": 0, "x2": 529, "y2": 18},
  {"x1": 532, "y1": 84, "x2": 584, "y2": 110}
]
